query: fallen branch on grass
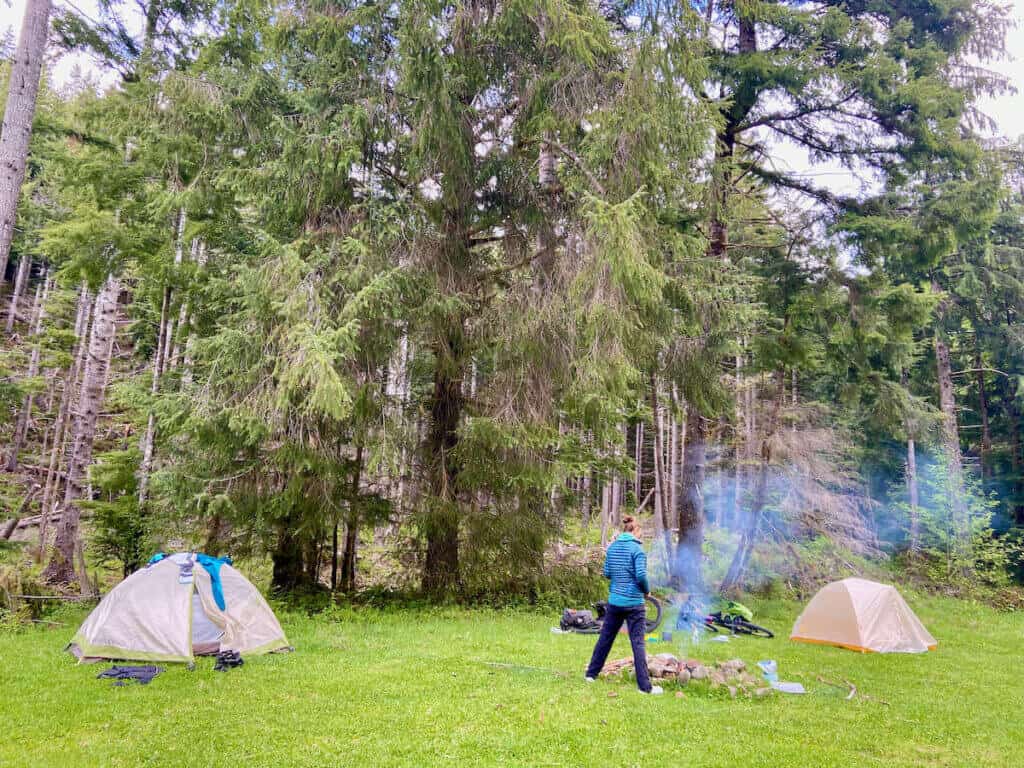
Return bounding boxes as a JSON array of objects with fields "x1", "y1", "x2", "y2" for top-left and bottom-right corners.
[
  {"x1": 481, "y1": 661, "x2": 566, "y2": 677},
  {"x1": 815, "y1": 675, "x2": 888, "y2": 708},
  {"x1": 816, "y1": 675, "x2": 861, "y2": 701}
]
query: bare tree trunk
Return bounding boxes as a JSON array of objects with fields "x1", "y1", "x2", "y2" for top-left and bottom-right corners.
[
  {"x1": 649, "y1": 377, "x2": 673, "y2": 544},
  {"x1": 668, "y1": 405, "x2": 678, "y2": 532},
  {"x1": 630, "y1": 421, "x2": 638, "y2": 499},
  {"x1": 907, "y1": 436, "x2": 920, "y2": 552},
  {"x1": 790, "y1": 368, "x2": 797, "y2": 433},
  {"x1": 600, "y1": 479, "x2": 610, "y2": 548},
  {"x1": 973, "y1": 342, "x2": 992, "y2": 484},
  {"x1": 0, "y1": 0, "x2": 52, "y2": 283},
  {"x1": 1, "y1": 484, "x2": 40, "y2": 539},
  {"x1": 43, "y1": 275, "x2": 119, "y2": 586},
  {"x1": 720, "y1": 371, "x2": 785, "y2": 594},
  {"x1": 900, "y1": 368, "x2": 921, "y2": 553},
  {"x1": 181, "y1": 239, "x2": 206, "y2": 385},
  {"x1": 6, "y1": 274, "x2": 48, "y2": 470},
  {"x1": 713, "y1": 419, "x2": 726, "y2": 528},
  {"x1": 38, "y1": 284, "x2": 90, "y2": 559},
  {"x1": 582, "y1": 467, "x2": 592, "y2": 528},
  {"x1": 5, "y1": 255, "x2": 31, "y2": 331},
  {"x1": 649, "y1": 378, "x2": 666, "y2": 550},
  {"x1": 170, "y1": 299, "x2": 189, "y2": 369},
  {"x1": 137, "y1": 286, "x2": 170, "y2": 506},
  {"x1": 934, "y1": 321, "x2": 968, "y2": 568},
  {"x1": 610, "y1": 475, "x2": 619, "y2": 527}
]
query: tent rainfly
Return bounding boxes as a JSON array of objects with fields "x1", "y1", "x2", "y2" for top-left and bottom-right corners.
[
  {"x1": 790, "y1": 578, "x2": 936, "y2": 654},
  {"x1": 67, "y1": 553, "x2": 290, "y2": 663}
]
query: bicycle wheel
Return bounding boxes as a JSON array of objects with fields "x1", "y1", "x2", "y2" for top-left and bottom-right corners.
[
  {"x1": 731, "y1": 618, "x2": 775, "y2": 638},
  {"x1": 644, "y1": 595, "x2": 663, "y2": 633}
]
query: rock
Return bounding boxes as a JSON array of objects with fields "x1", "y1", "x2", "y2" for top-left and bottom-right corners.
[
  {"x1": 601, "y1": 658, "x2": 634, "y2": 677},
  {"x1": 647, "y1": 653, "x2": 679, "y2": 679},
  {"x1": 709, "y1": 669, "x2": 727, "y2": 687},
  {"x1": 717, "y1": 659, "x2": 746, "y2": 679},
  {"x1": 684, "y1": 659, "x2": 702, "y2": 671},
  {"x1": 754, "y1": 687, "x2": 771, "y2": 698},
  {"x1": 677, "y1": 668, "x2": 691, "y2": 685},
  {"x1": 728, "y1": 686, "x2": 737, "y2": 699},
  {"x1": 689, "y1": 665, "x2": 708, "y2": 681},
  {"x1": 675, "y1": 690, "x2": 685, "y2": 699}
]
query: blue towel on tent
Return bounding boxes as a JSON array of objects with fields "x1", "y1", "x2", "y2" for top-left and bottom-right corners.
[{"x1": 196, "y1": 554, "x2": 232, "y2": 611}]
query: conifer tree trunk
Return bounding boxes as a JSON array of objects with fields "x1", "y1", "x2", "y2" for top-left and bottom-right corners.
[
  {"x1": 271, "y1": 511, "x2": 307, "y2": 592},
  {"x1": 676, "y1": 404, "x2": 705, "y2": 592},
  {"x1": 38, "y1": 284, "x2": 90, "y2": 558},
  {"x1": 330, "y1": 519, "x2": 340, "y2": 592},
  {"x1": 340, "y1": 444, "x2": 364, "y2": 593},
  {"x1": 0, "y1": 0, "x2": 52, "y2": 284},
  {"x1": 1010, "y1": 395, "x2": 1024, "y2": 526},
  {"x1": 5, "y1": 256, "x2": 31, "y2": 331},
  {"x1": 43, "y1": 275, "x2": 119, "y2": 586},
  {"x1": 6, "y1": 273, "x2": 48, "y2": 471},
  {"x1": 422, "y1": 326, "x2": 465, "y2": 597}
]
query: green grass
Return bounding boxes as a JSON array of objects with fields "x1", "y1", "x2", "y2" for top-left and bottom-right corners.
[{"x1": 0, "y1": 595, "x2": 1021, "y2": 767}]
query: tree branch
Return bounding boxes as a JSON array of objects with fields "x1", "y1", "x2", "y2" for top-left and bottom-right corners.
[{"x1": 547, "y1": 139, "x2": 606, "y2": 196}]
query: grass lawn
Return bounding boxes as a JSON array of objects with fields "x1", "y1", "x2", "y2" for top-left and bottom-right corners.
[{"x1": 0, "y1": 594, "x2": 1020, "y2": 767}]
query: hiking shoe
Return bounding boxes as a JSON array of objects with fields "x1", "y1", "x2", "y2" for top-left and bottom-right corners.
[
  {"x1": 584, "y1": 676, "x2": 596, "y2": 683},
  {"x1": 640, "y1": 685, "x2": 664, "y2": 695}
]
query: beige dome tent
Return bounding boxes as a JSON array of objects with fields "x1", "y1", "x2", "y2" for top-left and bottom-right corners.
[
  {"x1": 790, "y1": 578, "x2": 936, "y2": 654},
  {"x1": 67, "y1": 553, "x2": 290, "y2": 664}
]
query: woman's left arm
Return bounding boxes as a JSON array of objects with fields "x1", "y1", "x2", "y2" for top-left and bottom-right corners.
[{"x1": 634, "y1": 549, "x2": 650, "y2": 594}]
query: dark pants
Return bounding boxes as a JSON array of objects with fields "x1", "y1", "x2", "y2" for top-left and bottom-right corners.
[{"x1": 585, "y1": 604, "x2": 651, "y2": 692}]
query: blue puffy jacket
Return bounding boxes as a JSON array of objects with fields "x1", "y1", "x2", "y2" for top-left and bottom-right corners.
[{"x1": 603, "y1": 533, "x2": 649, "y2": 608}]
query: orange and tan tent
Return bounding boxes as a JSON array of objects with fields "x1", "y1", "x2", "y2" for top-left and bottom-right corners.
[{"x1": 790, "y1": 578, "x2": 936, "y2": 654}]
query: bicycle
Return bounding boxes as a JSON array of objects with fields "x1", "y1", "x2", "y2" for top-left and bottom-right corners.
[
  {"x1": 674, "y1": 596, "x2": 774, "y2": 638},
  {"x1": 560, "y1": 594, "x2": 663, "y2": 634},
  {"x1": 707, "y1": 611, "x2": 774, "y2": 638}
]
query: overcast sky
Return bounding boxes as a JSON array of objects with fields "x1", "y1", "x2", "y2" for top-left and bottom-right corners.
[{"x1": 4, "y1": 0, "x2": 1024, "y2": 197}]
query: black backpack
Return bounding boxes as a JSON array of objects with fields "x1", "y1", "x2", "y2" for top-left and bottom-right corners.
[{"x1": 560, "y1": 608, "x2": 600, "y2": 632}]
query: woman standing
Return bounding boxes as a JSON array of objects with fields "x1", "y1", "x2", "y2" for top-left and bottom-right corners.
[{"x1": 584, "y1": 516, "x2": 662, "y2": 694}]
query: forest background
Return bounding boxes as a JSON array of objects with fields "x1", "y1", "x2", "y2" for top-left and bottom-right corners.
[{"x1": 2, "y1": 0, "x2": 1024, "y2": 613}]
